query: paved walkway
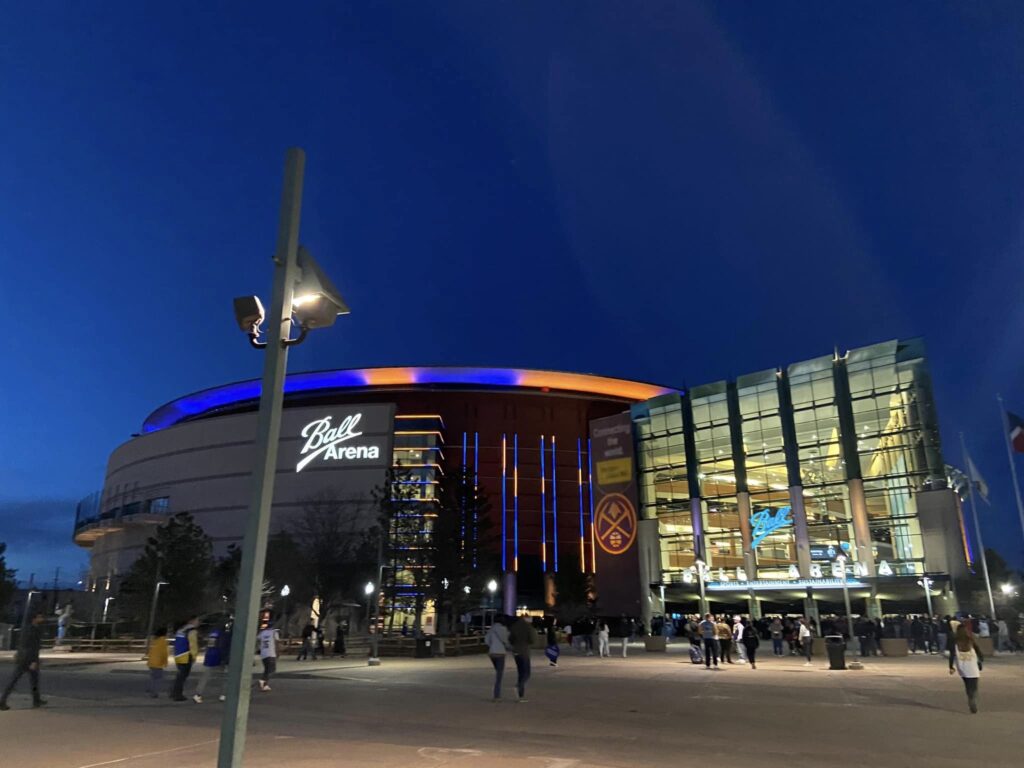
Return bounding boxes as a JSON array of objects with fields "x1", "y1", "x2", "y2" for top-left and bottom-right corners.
[{"x1": 1, "y1": 646, "x2": 1021, "y2": 767}]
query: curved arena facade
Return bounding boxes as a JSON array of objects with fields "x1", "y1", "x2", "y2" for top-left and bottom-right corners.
[{"x1": 75, "y1": 341, "x2": 978, "y2": 624}]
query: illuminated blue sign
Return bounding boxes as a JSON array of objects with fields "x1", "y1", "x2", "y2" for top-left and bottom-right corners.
[{"x1": 750, "y1": 506, "x2": 792, "y2": 549}]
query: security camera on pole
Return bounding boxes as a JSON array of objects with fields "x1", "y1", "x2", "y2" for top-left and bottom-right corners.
[{"x1": 218, "y1": 148, "x2": 349, "y2": 768}]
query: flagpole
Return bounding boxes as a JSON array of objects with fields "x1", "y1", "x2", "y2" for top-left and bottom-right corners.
[
  {"x1": 960, "y1": 432, "x2": 997, "y2": 620},
  {"x1": 996, "y1": 394, "x2": 1024, "y2": 551}
]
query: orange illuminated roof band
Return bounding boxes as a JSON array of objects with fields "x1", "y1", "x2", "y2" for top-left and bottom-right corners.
[{"x1": 143, "y1": 366, "x2": 680, "y2": 433}]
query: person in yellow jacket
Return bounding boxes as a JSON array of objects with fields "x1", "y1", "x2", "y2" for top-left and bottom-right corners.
[
  {"x1": 146, "y1": 627, "x2": 169, "y2": 698},
  {"x1": 171, "y1": 615, "x2": 199, "y2": 702}
]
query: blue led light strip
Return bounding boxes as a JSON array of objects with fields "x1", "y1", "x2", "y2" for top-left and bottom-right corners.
[
  {"x1": 461, "y1": 432, "x2": 467, "y2": 554},
  {"x1": 588, "y1": 437, "x2": 596, "y2": 574},
  {"x1": 501, "y1": 434, "x2": 507, "y2": 572},
  {"x1": 513, "y1": 433, "x2": 519, "y2": 572},
  {"x1": 577, "y1": 438, "x2": 586, "y2": 573},
  {"x1": 473, "y1": 431, "x2": 479, "y2": 569},
  {"x1": 540, "y1": 435, "x2": 547, "y2": 572},
  {"x1": 552, "y1": 436, "x2": 559, "y2": 573}
]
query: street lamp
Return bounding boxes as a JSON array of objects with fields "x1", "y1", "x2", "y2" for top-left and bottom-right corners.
[
  {"x1": 364, "y1": 582, "x2": 375, "y2": 626},
  {"x1": 835, "y1": 555, "x2": 855, "y2": 646},
  {"x1": 693, "y1": 560, "x2": 708, "y2": 616},
  {"x1": 20, "y1": 590, "x2": 40, "y2": 634},
  {"x1": 280, "y1": 585, "x2": 291, "y2": 638},
  {"x1": 486, "y1": 579, "x2": 498, "y2": 627},
  {"x1": 219, "y1": 149, "x2": 349, "y2": 768},
  {"x1": 917, "y1": 577, "x2": 935, "y2": 618},
  {"x1": 102, "y1": 596, "x2": 115, "y2": 623},
  {"x1": 1001, "y1": 583, "x2": 1013, "y2": 596},
  {"x1": 144, "y1": 581, "x2": 169, "y2": 653}
]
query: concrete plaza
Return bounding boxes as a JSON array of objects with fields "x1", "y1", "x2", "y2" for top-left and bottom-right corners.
[{"x1": 0, "y1": 643, "x2": 1021, "y2": 767}]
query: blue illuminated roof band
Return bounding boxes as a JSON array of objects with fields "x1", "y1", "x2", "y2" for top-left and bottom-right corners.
[{"x1": 142, "y1": 366, "x2": 679, "y2": 433}]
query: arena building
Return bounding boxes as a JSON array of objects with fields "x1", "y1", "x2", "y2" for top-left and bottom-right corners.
[{"x1": 74, "y1": 339, "x2": 976, "y2": 626}]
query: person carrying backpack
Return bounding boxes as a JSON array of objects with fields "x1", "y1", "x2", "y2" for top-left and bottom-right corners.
[{"x1": 171, "y1": 615, "x2": 199, "y2": 702}]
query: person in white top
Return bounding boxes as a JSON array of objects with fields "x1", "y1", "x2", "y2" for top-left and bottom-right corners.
[
  {"x1": 484, "y1": 618, "x2": 512, "y2": 701},
  {"x1": 257, "y1": 622, "x2": 280, "y2": 692},
  {"x1": 948, "y1": 623, "x2": 983, "y2": 713},
  {"x1": 732, "y1": 617, "x2": 748, "y2": 664},
  {"x1": 799, "y1": 617, "x2": 813, "y2": 665},
  {"x1": 597, "y1": 622, "x2": 610, "y2": 658}
]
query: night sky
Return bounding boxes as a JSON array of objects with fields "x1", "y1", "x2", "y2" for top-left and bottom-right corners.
[{"x1": 3, "y1": 2, "x2": 1024, "y2": 582}]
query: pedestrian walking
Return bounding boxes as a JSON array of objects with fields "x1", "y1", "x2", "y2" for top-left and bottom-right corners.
[
  {"x1": 597, "y1": 621, "x2": 610, "y2": 658},
  {"x1": 620, "y1": 616, "x2": 631, "y2": 658},
  {"x1": 257, "y1": 622, "x2": 280, "y2": 692},
  {"x1": 485, "y1": 617, "x2": 512, "y2": 701},
  {"x1": 732, "y1": 616, "x2": 748, "y2": 664},
  {"x1": 171, "y1": 615, "x2": 199, "y2": 702},
  {"x1": 0, "y1": 610, "x2": 46, "y2": 711},
  {"x1": 509, "y1": 614, "x2": 534, "y2": 702},
  {"x1": 313, "y1": 624, "x2": 325, "y2": 660},
  {"x1": 544, "y1": 623, "x2": 560, "y2": 667},
  {"x1": 716, "y1": 617, "x2": 733, "y2": 664},
  {"x1": 698, "y1": 613, "x2": 719, "y2": 669},
  {"x1": 949, "y1": 623, "x2": 984, "y2": 713},
  {"x1": 193, "y1": 626, "x2": 229, "y2": 703},
  {"x1": 741, "y1": 619, "x2": 760, "y2": 669},
  {"x1": 799, "y1": 617, "x2": 814, "y2": 665},
  {"x1": 769, "y1": 617, "x2": 784, "y2": 656},
  {"x1": 333, "y1": 622, "x2": 347, "y2": 657},
  {"x1": 297, "y1": 622, "x2": 314, "y2": 661},
  {"x1": 145, "y1": 626, "x2": 168, "y2": 698}
]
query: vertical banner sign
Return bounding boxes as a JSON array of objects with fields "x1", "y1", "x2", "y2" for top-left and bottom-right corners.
[{"x1": 589, "y1": 412, "x2": 641, "y2": 616}]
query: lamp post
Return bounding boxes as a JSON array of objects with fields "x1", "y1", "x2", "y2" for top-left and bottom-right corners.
[
  {"x1": 364, "y1": 582, "x2": 375, "y2": 626},
  {"x1": 280, "y1": 585, "x2": 291, "y2": 638},
  {"x1": 219, "y1": 149, "x2": 349, "y2": 768},
  {"x1": 917, "y1": 577, "x2": 935, "y2": 619},
  {"x1": 487, "y1": 579, "x2": 498, "y2": 627},
  {"x1": 102, "y1": 596, "x2": 115, "y2": 624},
  {"x1": 835, "y1": 555, "x2": 855, "y2": 646},
  {"x1": 694, "y1": 560, "x2": 708, "y2": 616},
  {"x1": 20, "y1": 589, "x2": 40, "y2": 634},
  {"x1": 144, "y1": 580, "x2": 169, "y2": 652}
]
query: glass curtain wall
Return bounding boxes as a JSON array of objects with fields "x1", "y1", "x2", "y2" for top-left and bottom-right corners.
[
  {"x1": 736, "y1": 371, "x2": 794, "y2": 578},
  {"x1": 691, "y1": 383, "x2": 743, "y2": 576},
  {"x1": 847, "y1": 342, "x2": 930, "y2": 575},
  {"x1": 788, "y1": 357, "x2": 857, "y2": 565},
  {"x1": 635, "y1": 400, "x2": 691, "y2": 575}
]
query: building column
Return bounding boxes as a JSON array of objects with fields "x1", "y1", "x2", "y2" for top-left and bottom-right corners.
[
  {"x1": 544, "y1": 572, "x2": 556, "y2": 610},
  {"x1": 637, "y1": 518, "x2": 660, "y2": 631},
  {"x1": 502, "y1": 572, "x2": 517, "y2": 616},
  {"x1": 737, "y1": 491, "x2": 756, "y2": 579},
  {"x1": 789, "y1": 486, "x2": 813, "y2": 577},
  {"x1": 803, "y1": 588, "x2": 820, "y2": 625},
  {"x1": 848, "y1": 478, "x2": 876, "y2": 576}
]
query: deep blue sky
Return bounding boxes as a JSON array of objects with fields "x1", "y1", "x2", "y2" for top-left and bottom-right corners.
[{"x1": 3, "y1": 2, "x2": 1024, "y2": 582}]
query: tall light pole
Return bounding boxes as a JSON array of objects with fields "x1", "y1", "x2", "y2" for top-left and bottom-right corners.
[
  {"x1": 835, "y1": 555, "x2": 855, "y2": 646},
  {"x1": 694, "y1": 559, "x2": 708, "y2": 616},
  {"x1": 280, "y1": 585, "x2": 291, "y2": 638},
  {"x1": 917, "y1": 577, "x2": 934, "y2": 618},
  {"x1": 487, "y1": 579, "x2": 498, "y2": 627},
  {"x1": 102, "y1": 596, "x2": 115, "y2": 623},
  {"x1": 218, "y1": 148, "x2": 348, "y2": 768},
  {"x1": 364, "y1": 582, "x2": 375, "y2": 626},
  {"x1": 20, "y1": 590, "x2": 40, "y2": 634},
  {"x1": 144, "y1": 580, "x2": 169, "y2": 650}
]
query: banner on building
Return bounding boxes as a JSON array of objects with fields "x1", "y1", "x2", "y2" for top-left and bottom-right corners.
[{"x1": 589, "y1": 412, "x2": 642, "y2": 616}]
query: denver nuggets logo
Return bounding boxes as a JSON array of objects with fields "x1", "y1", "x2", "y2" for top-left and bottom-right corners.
[{"x1": 594, "y1": 493, "x2": 637, "y2": 555}]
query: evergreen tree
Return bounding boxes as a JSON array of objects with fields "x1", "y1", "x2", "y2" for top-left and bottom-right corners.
[
  {"x1": 118, "y1": 512, "x2": 214, "y2": 630},
  {"x1": 0, "y1": 542, "x2": 17, "y2": 620}
]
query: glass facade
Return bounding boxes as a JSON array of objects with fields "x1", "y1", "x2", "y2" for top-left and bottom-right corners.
[{"x1": 634, "y1": 338, "x2": 947, "y2": 587}]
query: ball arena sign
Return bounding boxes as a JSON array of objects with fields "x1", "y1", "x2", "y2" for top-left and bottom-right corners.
[
  {"x1": 594, "y1": 493, "x2": 638, "y2": 555},
  {"x1": 296, "y1": 414, "x2": 381, "y2": 472}
]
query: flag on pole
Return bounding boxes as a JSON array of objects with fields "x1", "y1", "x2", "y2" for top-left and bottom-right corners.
[
  {"x1": 1008, "y1": 411, "x2": 1024, "y2": 453},
  {"x1": 966, "y1": 454, "x2": 990, "y2": 504}
]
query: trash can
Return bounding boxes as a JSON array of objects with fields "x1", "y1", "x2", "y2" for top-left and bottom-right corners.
[
  {"x1": 825, "y1": 635, "x2": 846, "y2": 670},
  {"x1": 414, "y1": 637, "x2": 433, "y2": 658}
]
